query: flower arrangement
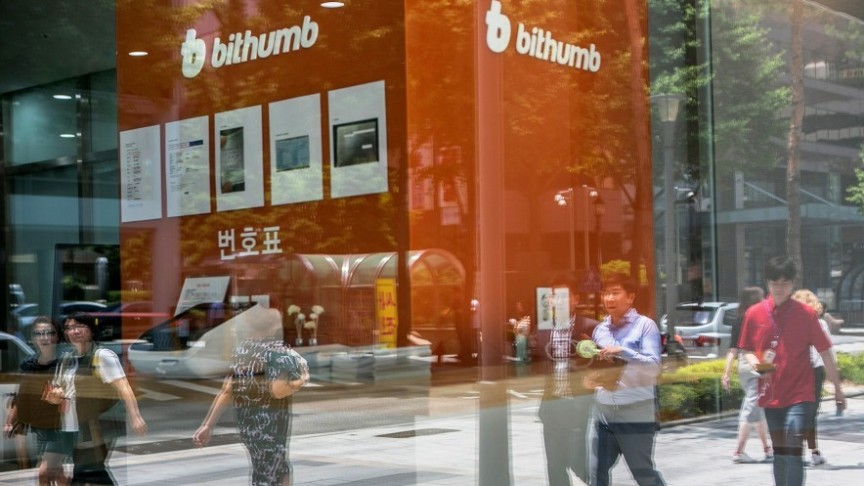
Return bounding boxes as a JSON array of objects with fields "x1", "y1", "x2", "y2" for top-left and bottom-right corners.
[
  {"x1": 287, "y1": 305, "x2": 304, "y2": 346},
  {"x1": 288, "y1": 304, "x2": 324, "y2": 346},
  {"x1": 304, "y1": 305, "x2": 325, "y2": 345}
]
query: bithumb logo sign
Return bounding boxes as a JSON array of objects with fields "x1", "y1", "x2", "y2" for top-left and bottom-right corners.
[
  {"x1": 485, "y1": 1, "x2": 601, "y2": 73},
  {"x1": 181, "y1": 16, "x2": 319, "y2": 79}
]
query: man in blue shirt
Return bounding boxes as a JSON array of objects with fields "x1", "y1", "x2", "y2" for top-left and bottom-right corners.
[{"x1": 590, "y1": 273, "x2": 665, "y2": 486}]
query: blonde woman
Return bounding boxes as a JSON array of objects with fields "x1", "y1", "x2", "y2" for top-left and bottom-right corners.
[
  {"x1": 721, "y1": 287, "x2": 772, "y2": 463},
  {"x1": 791, "y1": 289, "x2": 833, "y2": 466}
]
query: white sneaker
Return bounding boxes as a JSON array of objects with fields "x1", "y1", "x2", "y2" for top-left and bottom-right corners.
[
  {"x1": 811, "y1": 451, "x2": 826, "y2": 466},
  {"x1": 764, "y1": 447, "x2": 774, "y2": 462},
  {"x1": 732, "y1": 452, "x2": 756, "y2": 464}
]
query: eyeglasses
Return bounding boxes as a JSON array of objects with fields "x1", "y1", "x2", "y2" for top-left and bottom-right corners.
[
  {"x1": 64, "y1": 324, "x2": 89, "y2": 332},
  {"x1": 32, "y1": 331, "x2": 57, "y2": 338}
]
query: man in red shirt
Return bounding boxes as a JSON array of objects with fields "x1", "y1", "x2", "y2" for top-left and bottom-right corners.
[{"x1": 739, "y1": 256, "x2": 846, "y2": 486}]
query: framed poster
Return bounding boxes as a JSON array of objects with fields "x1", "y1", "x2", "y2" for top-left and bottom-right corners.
[
  {"x1": 165, "y1": 116, "x2": 211, "y2": 217},
  {"x1": 120, "y1": 124, "x2": 162, "y2": 222},
  {"x1": 215, "y1": 106, "x2": 264, "y2": 211},
  {"x1": 536, "y1": 286, "x2": 571, "y2": 330},
  {"x1": 328, "y1": 80, "x2": 388, "y2": 198},
  {"x1": 269, "y1": 93, "x2": 323, "y2": 205}
]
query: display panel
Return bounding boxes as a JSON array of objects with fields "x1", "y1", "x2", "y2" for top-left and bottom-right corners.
[
  {"x1": 333, "y1": 119, "x2": 379, "y2": 167},
  {"x1": 275, "y1": 135, "x2": 311, "y2": 172},
  {"x1": 219, "y1": 126, "x2": 246, "y2": 193}
]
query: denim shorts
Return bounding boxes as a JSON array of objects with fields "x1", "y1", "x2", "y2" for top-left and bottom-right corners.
[{"x1": 32, "y1": 427, "x2": 76, "y2": 458}]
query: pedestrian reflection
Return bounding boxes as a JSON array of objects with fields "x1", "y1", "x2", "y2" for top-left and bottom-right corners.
[
  {"x1": 536, "y1": 278, "x2": 598, "y2": 485},
  {"x1": 194, "y1": 308, "x2": 310, "y2": 486},
  {"x1": 47, "y1": 312, "x2": 147, "y2": 485},
  {"x1": 4, "y1": 316, "x2": 70, "y2": 485},
  {"x1": 589, "y1": 274, "x2": 665, "y2": 486}
]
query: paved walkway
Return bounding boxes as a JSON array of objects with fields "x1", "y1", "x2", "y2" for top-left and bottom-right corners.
[{"x1": 1, "y1": 394, "x2": 862, "y2": 485}]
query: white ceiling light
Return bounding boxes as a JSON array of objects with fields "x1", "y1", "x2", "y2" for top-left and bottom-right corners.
[
  {"x1": 128, "y1": 51, "x2": 149, "y2": 57},
  {"x1": 59, "y1": 133, "x2": 76, "y2": 138},
  {"x1": 321, "y1": 1, "x2": 345, "y2": 8},
  {"x1": 53, "y1": 94, "x2": 73, "y2": 100}
]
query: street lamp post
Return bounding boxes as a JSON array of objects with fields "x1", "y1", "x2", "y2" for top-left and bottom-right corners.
[
  {"x1": 555, "y1": 188, "x2": 576, "y2": 272},
  {"x1": 652, "y1": 93, "x2": 685, "y2": 349}
]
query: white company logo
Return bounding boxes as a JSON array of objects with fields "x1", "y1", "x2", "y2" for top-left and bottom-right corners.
[
  {"x1": 181, "y1": 16, "x2": 319, "y2": 79},
  {"x1": 485, "y1": 1, "x2": 601, "y2": 73}
]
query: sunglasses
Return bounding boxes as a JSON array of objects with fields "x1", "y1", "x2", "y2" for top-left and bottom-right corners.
[{"x1": 32, "y1": 331, "x2": 57, "y2": 338}]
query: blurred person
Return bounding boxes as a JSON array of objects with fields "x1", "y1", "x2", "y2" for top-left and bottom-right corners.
[
  {"x1": 4, "y1": 316, "x2": 71, "y2": 485},
  {"x1": 590, "y1": 274, "x2": 665, "y2": 486},
  {"x1": 449, "y1": 288, "x2": 475, "y2": 365},
  {"x1": 537, "y1": 279, "x2": 598, "y2": 485},
  {"x1": 721, "y1": 286, "x2": 773, "y2": 463},
  {"x1": 194, "y1": 308, "x2": 309, "y2": 486},
  {"x1": 739, "y1": 257, "x2": 845, "y2": 486},
  {"x1": 790, "y1": 289, "x2": 834, "y2": 466},
  {"x1": 44, "y1": 312, "x2": 147, "y2": 485}
]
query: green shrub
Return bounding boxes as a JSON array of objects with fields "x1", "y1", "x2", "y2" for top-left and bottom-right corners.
[
  {"x1": 658, "y1": 383, "x2": 698, "y2": 421},
  {"x1": 836, "y1": 352, "x2": 864, "y2": 384},
  {"x1": 659, "y1": 359, "x2": 743, "y2": 420},
  {"x1": 657, "y1": 351, "x2": 864, "y2": 421}
]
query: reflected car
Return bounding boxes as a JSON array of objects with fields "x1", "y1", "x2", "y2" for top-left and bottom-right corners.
[
  {"x1": 10, "y1": 303, "x2": 39, "y2": 336},
  {"x1": 91, "y1": 301, "x2": 169, "y2": 342},
  {"x1": 660, "y1": 302, "x2": 739, "y2": 356},
  {"x1": 0, "y1": 332, "x2": 37, "y2": 464},
  {"x1": 128, "y1": 302, "x2": 261, "y2": 379}
]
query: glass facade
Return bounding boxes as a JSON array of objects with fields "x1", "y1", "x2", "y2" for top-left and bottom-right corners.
[{"x1": 1, "y1": 1, "x2": 863, "y2": 484}]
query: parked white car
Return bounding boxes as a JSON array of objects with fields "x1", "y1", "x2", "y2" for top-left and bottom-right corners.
[
  {"x1": 660, "y1": 302, "x2": 739, "y2": 357},
  {"x1": 128, "y1": 302, "x2": 262, "y2": 379}
]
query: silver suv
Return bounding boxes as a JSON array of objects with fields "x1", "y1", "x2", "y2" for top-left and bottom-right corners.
[{"x1": 660, "y1": 302, "x2": 739, "y2": 357}]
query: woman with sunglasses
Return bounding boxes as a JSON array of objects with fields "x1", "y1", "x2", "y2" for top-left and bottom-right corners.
[{"x1": 4, "y1": 316, "x2": 71, "y2": 485}]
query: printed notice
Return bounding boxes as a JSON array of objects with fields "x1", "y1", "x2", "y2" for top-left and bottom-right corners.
[
  {"x1": 175, "y1": 276, "x2": 231, "y2": 316},
  {"x1": 120, "y1": 125, "x2": 162, "y2": 222},
  {"x1": 329, "y1": 80, "x2": 388, "y2": 198},
  {"x1": 166, "y1": 116, "x2": 211, "y2": 217},
  {"x1": 215, "y1": 106, "x2": 264, "y2": 212},
  {"x1": 269, "y1": 94, "x2": 323, "y2": 205}
]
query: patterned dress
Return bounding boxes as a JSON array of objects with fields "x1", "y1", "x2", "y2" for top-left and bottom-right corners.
[{"x1": 231, "y1": 338, "x2": 309, "y2": 486}]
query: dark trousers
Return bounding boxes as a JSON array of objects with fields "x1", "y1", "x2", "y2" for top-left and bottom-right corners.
[
  {"x1": 765, "y1": 402, "x2": 816, "y2": 486},
  {"x1": 539, "y1": 395, "x2": 592, "y2": 485},
  {"x1": 805, "y1": 366, "x2": 825, "y2": 450},
  {"x1": 71, "y1": 418, "x2": 124, "y2": 485},
  {"x1": 594, "y1": 401, "x2": 665, "y2": 486}
]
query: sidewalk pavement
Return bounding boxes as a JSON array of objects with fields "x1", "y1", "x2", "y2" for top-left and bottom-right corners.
[{"x1": 3, "y1": 394, "x2": 862, "y2": 485}]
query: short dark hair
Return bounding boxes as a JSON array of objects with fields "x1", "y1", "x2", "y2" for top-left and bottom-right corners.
[
  {"x1": 765, "y1": 256, "x2": 797, "y2": 282},
  {"x1": 31, "y1": 316, "x2": 61, "y2": 338},
  {"x1": 602, "y1": 272, "x2": 638, "y2": 294},
  {"x1": 65, "y1": 312, "x2": 99, "y2": 340}
]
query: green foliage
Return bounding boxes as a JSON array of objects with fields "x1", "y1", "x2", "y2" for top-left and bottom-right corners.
[
  {"x1": 648, "y1": 0, "x2": 789, "y2": 179},
  {"x1": 600, "y1": 260, "x2": 648, "y2": 286},
  {"x1": 659, "y1": 353, "x2": 864, "y2": 421},
  {"x1": 844, "y1": 145, "x2": 864, "y2": 213},
  {"x1": 836, "y1": 352, "x2": 864, "y2": 384},
  {"x1": 658, "y1": 383, "x2": 699, "y2": 421},
  {"x1": 659, "y1": 359, "x2": 744, "y2": 420}
]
